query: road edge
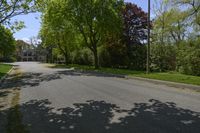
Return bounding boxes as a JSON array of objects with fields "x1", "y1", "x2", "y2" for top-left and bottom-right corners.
[
  {"x1": 126, "y1": 76, "x2": 200, "y2": 91},
  {"x1": 79, "y1": 69, "x2": 200, "y2": 91},
  {"x1": 0, "y1": 66, "x2": 14, "y2": 84},
  {"x1": 44, "y1": 63, "x2": 200, "y2": 91}
]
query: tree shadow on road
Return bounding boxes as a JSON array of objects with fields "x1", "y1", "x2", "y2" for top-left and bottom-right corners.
[
  {"x1": 0, "y1": 91, "x2": 10, "y2": 97},
  {"x1": 0, "y1": 69, "x2": 125, "y2": 89},
  {"x1": 56, "y1": 69, "x2": 125, "y2": 78},
  {"x1": 0, "y1": 72, "x2": 62, "y2": 89},
  {"x1": 1, "y1": 99, "x2": 199, "y2": 133}
]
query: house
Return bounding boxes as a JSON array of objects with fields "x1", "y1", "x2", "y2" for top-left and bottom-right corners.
[
  {"x1": 16, "y1": 40, "x2": 46, "y2": 62},
  {"x1": 21, "y1": 48, "x2": 36, "y2": 61}
]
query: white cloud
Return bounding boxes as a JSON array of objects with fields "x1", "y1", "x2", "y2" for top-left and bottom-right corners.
[{"x1": 15, "y1": 37, "x2": 31, "y2": 44}]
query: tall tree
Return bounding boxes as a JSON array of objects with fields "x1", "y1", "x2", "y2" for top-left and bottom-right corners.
[
  {"x1": 40, "y1": 0, "x2": 77, "y2": 64},
  {"x1": 0, "y1": 25, "x2": 15, "y2": 61},
  {"x1": 122, "y1": 3, "x2": 148, "y2": 70},
  {"x1": 68, "y1": 0, "x2": 123, "y2": 69},
  {"x1": 153, "y1": 8, "x2": 188, "y2": 44},
  {"x1": 153, "y1": 0, "x2": 172, "y2": 44}
]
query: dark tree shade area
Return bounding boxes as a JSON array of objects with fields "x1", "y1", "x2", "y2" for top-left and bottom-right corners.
[{"x1": 121, "y1": 3, "x2": 148, "y2": 70}]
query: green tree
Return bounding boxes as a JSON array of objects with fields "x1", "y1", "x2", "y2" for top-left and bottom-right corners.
[
  {"x1": 153, "y1": 8, "x2": 188, "y2": 44},
  {"x1": 0, "y1": 0, "x2": 38, "y2": 25},
  {"x1": 173, "y1": 0, "x2": 200, "y2": 28},
  {"x1": 176, "y1": 38, "x2": 200, "y2": 76},
  {"x1": 0, "y1": 25, "x2": 15, "y2": 62},
  {"x1": 68, "y1": 0, "x2": 123, "y2": 68},
  {"x1": 40, "y1": 0, "x2": 77, "y2": 65},
  {"x1": 151, "y1": 44, "x2": 176, "y2": 71}
]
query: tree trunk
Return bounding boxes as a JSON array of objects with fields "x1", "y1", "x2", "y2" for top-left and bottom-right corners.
[
  {"x1": 93, "y1": 49, "x2": 99, "y2": 69},
  {"x1": 64, "y1": 53, "x2": 68, "y2": 65}
]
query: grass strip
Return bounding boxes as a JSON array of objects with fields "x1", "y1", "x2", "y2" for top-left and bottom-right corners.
[
  {"x1": 48, "y1": 64, "x2": 200, "y2": 86},
  {"x1": 0, "y1": 64, "x2": 12, "y2": 79}
]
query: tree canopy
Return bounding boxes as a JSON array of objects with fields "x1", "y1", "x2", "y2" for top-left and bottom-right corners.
[
  {"x1": 0, "y1": 25, "x2": 15, "y2": 61},
  {"x1": 40, "y1": 0, "x2": 124, "y2": 68},
  {"x1": 0, "y1": 0, "x2": 39, "y2": 25}
]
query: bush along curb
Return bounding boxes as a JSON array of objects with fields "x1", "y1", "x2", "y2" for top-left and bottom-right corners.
[{"x1": 0, "y1": 66, "x2": 14, "y2": 84}]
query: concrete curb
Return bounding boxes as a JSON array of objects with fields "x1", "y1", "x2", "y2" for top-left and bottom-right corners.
[
  {"x1": 126, "y1": 76, "x2": 200, "y2": 91},
  {"x1": 0, "y1": 66, "x2": 14, "y2": 84},
  {"x1": 39, "y1": 64, "x2": 200, "y2": 91},
  {"x1": 79, "y1": 69, "x2": 200, "y2": 91},
  {"x1": 73, "y1": 69, "x2": 200, "y2": 91}
]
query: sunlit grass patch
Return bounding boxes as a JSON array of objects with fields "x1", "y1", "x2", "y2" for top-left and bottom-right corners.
[{"x1": 0, "y1": 64, "x2": 12, "y2": 79}]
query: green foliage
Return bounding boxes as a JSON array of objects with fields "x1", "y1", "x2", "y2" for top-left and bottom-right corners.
[
  {"x1": 172, "y1": 0, "x2": 200, "y2": 28},
  {"x1": 0, "y1": 0, "x2": 38, "y2": 32},
  {"x1": 0, "y1": 25, "x2": 16, "y2": 62},
  {"x1": 39, "y1": 0, "x2": 199, "y2": 77},
  {"x1": 151, "y1": 44, "x2": 176, "y2": 72},
  {"x1": 67, "y1": 0, "x2": 123, "y2": 68},
  {"x1": 99, "y1": 35, "x2": 128, "y2": 68},
  {"x1": 40, "y1": 0, "x2": 77, "y2": 64},
  {"x1": 153, "y1": 4, "x2": 188, "y2": 44},
  {"x1": 127, "y1": 45, "x2": 147, "y2": 70},
  {"x1": 176, "y1": 39, "x2": 200, "y2": 76},
  {"x1": 71, "y1": 48, "x2": 93, "y2": 65},
  {"x1": 152, "y1": 0, "x2": 200, "y2": 76},
  {"x1": 99, "y1": 46, "x2": 111, "y2": 67},
  {"x1": 40, "y1": 1, "x2": 149, "y2": 70}
]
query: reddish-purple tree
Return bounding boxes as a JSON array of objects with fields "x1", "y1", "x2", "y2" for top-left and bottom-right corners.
[
  {"x1": 122, "y1": 3, "x2": 149, "y2": 70},
  {"x1": 122, "y1": 3, "x2": 148, "y2": 45}
]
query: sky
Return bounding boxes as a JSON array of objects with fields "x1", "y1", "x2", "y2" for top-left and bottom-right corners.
[{"x1": 13, "y1": 0, "x2": 154, "y2": 41}]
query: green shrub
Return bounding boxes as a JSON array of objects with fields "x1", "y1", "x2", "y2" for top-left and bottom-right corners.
[
  {"x1": 72, "y1": 48, "x2": 93, "y2": 65},
  {"x1": 176, "y1": 39, "x2": 200, "y2": 76},
  {"x1": 99, "y1": 46, "x2": 111, "y2": 67},
  {"x1": 99, "y1": 43, "x2": 129, "y2": 68},
  {"x1": 0, "y1": 56, "x2": 16, "y2": 62},
  {"x1": 151, "y1": 44, "x2": 176, "y2": 72},
  {"x1": 127, "y1": 45, "x2": 147, "y2": 70}
]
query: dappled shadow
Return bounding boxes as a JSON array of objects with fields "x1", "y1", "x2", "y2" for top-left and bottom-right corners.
[
  {"x1": 0, "y1": 91, "x2": 10, "y2": 97},
  {"x1": 0, "y1": 110, "x2": 7, "y2": 133},
  {"x1": 1, "y1": 69, "x2": 125, "y2": 89},
  {"x1": 1, "y1": 99, "x2": 199, "y2": 133},
  {"x1": 56, "y1": 69, "x2": 125, "y2": 78},
  {"x1": 0, "y1": 72, "x2": 61, "y2": 89},
  {"x1": 113, "y1": 99, "x2": 200, "y2": 133}
]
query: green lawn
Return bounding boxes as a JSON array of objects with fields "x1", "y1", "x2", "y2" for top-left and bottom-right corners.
[
  {"x1": 0, "y1": 63, "x2": 12, "y2": 79},
  {"x1": 48, "y1": 64, "x2": 200, "y2": 86},
  {"x1": 132, "y1": 72, "x2": 200, "y2": 86}
]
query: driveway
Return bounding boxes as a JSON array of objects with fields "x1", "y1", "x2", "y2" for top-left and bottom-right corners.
[{"x1": 0, "y1": 62, "x2": 200, "y2": 133}]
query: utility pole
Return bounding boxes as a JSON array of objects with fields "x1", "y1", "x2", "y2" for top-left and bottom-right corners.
[{"x1": 146, "y1": 0, "x2": 151, "y2": 74}]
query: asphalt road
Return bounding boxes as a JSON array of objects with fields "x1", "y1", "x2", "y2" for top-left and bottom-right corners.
[{"x1": 0, "y1": 62, "x2": 200, "y2": 133}]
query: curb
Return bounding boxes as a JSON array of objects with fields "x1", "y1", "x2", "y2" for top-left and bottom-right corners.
[
  {"x1": 0, "y1": 66, "x2": 14, "y2": 84},
  {"x1": 79, "y1": 69, "x2": 200, "y2": 91},
  {"x1": 41, "y1": 64, "x2": 200, "y2": 92},
  {"x1": 126, "y1": 76, "x2": 200, "y2": 91}
]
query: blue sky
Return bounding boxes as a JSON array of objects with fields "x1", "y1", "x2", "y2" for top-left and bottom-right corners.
[{"x1": 13, "y1": 0, "x2": 153, "y2": 41}]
